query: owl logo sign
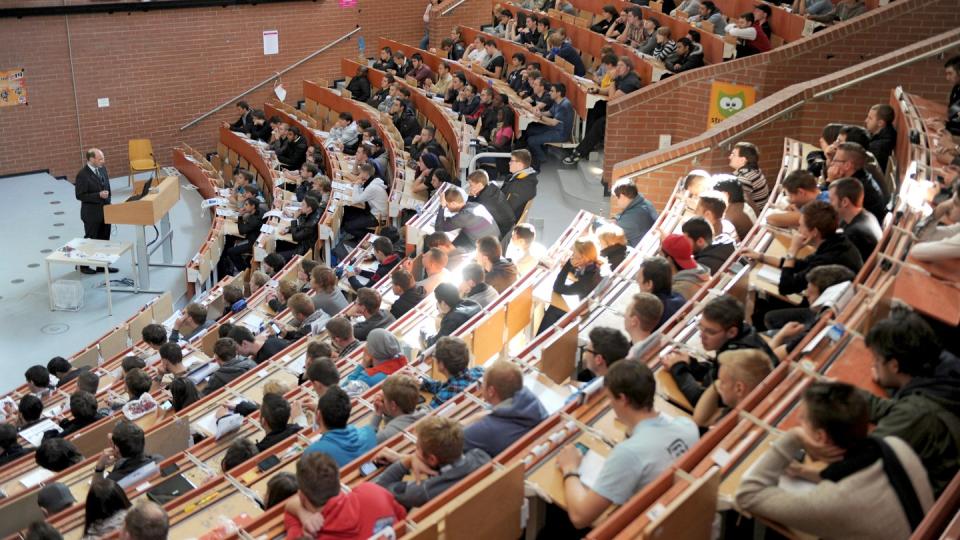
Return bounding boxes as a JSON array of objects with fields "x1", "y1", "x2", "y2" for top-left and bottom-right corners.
[{"x1": 707, "y1": 81, "x2": 755, "y2": 129}]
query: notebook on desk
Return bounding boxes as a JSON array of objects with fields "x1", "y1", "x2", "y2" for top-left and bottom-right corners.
[{"x1": 146, "y1": 474, "x2": 196, "y2": 504}]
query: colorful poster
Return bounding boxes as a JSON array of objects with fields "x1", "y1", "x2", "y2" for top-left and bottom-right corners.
[
  {"x1": 0, "y1": 68, "x2": 28, "y2": 107},
  {"x1": 707, "y1": 81, "x2": 755, "y2": 129}
]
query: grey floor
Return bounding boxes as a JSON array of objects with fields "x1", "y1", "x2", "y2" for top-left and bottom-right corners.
[
  {"x1": 0, "y1": 153, "x2": 604, "y2": 395},
  {"x1": 0, "y1": 171, "x2": 207, "y2": 394},
  {"x1": 520, "y1": 150, "x2": 610, "y2": 246}
]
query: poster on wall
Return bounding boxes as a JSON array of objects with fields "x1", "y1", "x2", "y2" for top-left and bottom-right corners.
[
  {"x1": 0, "y1": 68, "x2": 28, "y2": 107},
  {"x1": 707, "y1": 81, "x2": 756, "y2": 129}
]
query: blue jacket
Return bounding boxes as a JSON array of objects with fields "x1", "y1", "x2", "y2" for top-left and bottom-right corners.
[
  {"x1": 304, "y1": 425, "x2": 377, "y2": 466},
  {"x1": 464, "y1": 387, "x2": 548, "y2": 457},
  {"x1": 656, "y1": 291, "x2": 687, "y2": 329},
  {"x1": 549, "y1": 43, "x2": 587, "y2": 77},
  {"x1": 617, "y1": 195, "x2": 658, "y2": 247}
]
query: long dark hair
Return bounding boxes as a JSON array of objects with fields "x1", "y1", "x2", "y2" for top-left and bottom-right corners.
[
  {"x1": 83, "y1": 476, "x2": 131, "y2": 535},
  {"x1": 170, "y1": 377, "x2": 200, "y2": 412}
]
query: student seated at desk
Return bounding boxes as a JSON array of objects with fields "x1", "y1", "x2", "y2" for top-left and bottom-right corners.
[
  {"x1": 459, "y1": 263, "x2": 498, "y2": 308},
  {"x1": 612, "y1": 179, "x2": 658, "y2": 247},
  {"x1": 745, "y1": 200, "x2": 862, "y2": 302},
  {"x1": 766, "y1": 170, "x2": 822, "y2": 229},
  {"x1": 277, "y1": 196, "x2": 321, "y2": 258},
  {"x1": 140, "y1": 323, "x2": 169, "y2": 362},
  {"x1": 546, "y1": 34, "x2": 586, "y2": 77},
  {"x1": 49, "y1": 391, "x2": 105, "y2": 440},
  {"x1": 435, "y1": 186, "x2": 501, "y2": 250},
  {"x1": 169, "y1": 377, "x2": 200, "y2": 413},
  {"x1": 221, "y1": 438, "x2": 258, "y2": 472},
  {"x1": 465, "y1": 360, "x2": 548, "y2": 456},
  {"x1": 121, "y1": 501, "x2": 169, "y2": 540},
  {"x1": 660, "y1": 234, "x2": 710, "y2": 301},
  {"x1": 309, "y1": 265, "x2": 349, "y2": 317},
  {"x1": 284, "y1": 453, "x2": 406, "y2": 539},
  {"x1": 342, "y1": 164, "x2": 389, "y2": 241},
  {"x1": 345, "y1": 66, "x2": 371, "y2": 103},
  {"x1": 369, "y1": 374, "x2": 428, "y2": 444},
  {"x1": 157, "y1": 343, "x2": 187, "y2": 388},
  {"x1": 523, "y1": 82, "x2": 575, "y2": 171},
  {"x1": 202, "y1": 338, "x2": 257, "y2": 396},
  {"x1": 277, "y1": 293, "x2": 325, "y2": 341},
  {"x1": 537, "y1": 237, "x2": 604, "y2": 334},
  {"x1": 579, "y1": 327, "x2": 631, "y2": 381},
  {"x1": 637, "y1": 256, "x2": 686, "y2": 329},
  {"x1": 0, "y1": 423, "x2": 29, "y2": 466},
  {"x1": 23, "y1": 364, "x2": 55, "y2": 398},
  {"x1": 476, "y1": 236, "x2": 519, "y2": 294},
  {"x1": 830, "y1": 177, "x2": 881, "y2": 262},
  {"x1": 827, "y1": 141, "x2": 888, "y2": 222},
  {"x1": 664, "y1": 37, "x2": 705, "y2": 76},
  {"x1": 766, "y1": 264, "x2": 855, "y2": 358},
  {"x1": 552, "y1": 360, "x2": 699, "y2": 532},
  {"x1": 266, "y1": 279, "x2": 299, "y2": 314},
  {"x1": 374, "y1": 416, "x2": 491, "y2": 510},
  {"x1": 864, "y1": 314, "x2": 960, "y2": 497},
  {"x1": 348, "y1": 288, "x2": 396, "y2": 342},
  {"x1": 47, "y1": 356, "x2": 89, "y2": 389},
  {"x1": 82, "y1": 476, "x2": 131, "y2": 539},
  {"x1": 304, "y1": 386, "x2": 376, "y2": 465},
  {"x1": 507, "y1": 223, "x2": 547, "y2": 275},
  {"x1": 695, "y1": 190, "x2": 739, "y2": 244},
  {"x1": 345, "y1": 328, "x2": 408, "y2": 388},
  {"x1": 13, "y1": 394, "x2": 43, "y2": 432},
  {"x1": 682, "y1": 216, "x2": 734, "y2": 275},
  {"x1": 421, "y1": 336, "x2": 485, "y2": 408},
  {"x1": 344, "y1": 236, "x2": 401, "y2": 292},
  {"x1": 77, "y1": 369, "x2": 100, "y2": 396},
  {"x1": 388, "y1": 269, "x2": 425, "y2": 320},
  {"x1": 38, "y1": 482, "x2": 76, "y2": 517},
  {"x1": 712, "y1": 178, "x2": 757, "y2": 241},
  {"x1": 36, "y1": 437, "x2": 83, "y2": 472},
  {"x1": 625, "y1": 293, "x2": 664, "y2": 359},
  {"x1": 736, "y1": 382, "x2": 933, "y2": 540},
  {"x1": 663, "y1": 295, "x2": 776, "y2": 407},
  {"x1": 912, "y1": 184, "x2": 960, "y2": 262},
  {"x1": 168, "y1": 302, "x2": 214, "y2": 343},
  {"x1": 256, "y1": 393, "x2": 303, "y2": 453},
  {"x1": 262, "y1": 252, "x2": 287, "y2": 278},
  {"x1": 231, "y1": 325, "x2": 290, "y2": 365},
  {"x1": 107, "y1": 368, "x2": 151, "y2": 412},
  {"x1": 94, "y1": 421, "x2": 160, "y2": 486},
  {"x1": 432, "y1": 282, "x2": 484, "y2": 343},
  {"x1": 693, "y1": 349, "x2": 772, "y2": 428},
  {"x1": 467, "y1": 170, "x2": 516, "y2": 238}
]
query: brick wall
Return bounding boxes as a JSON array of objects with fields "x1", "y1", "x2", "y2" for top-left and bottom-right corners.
[
  {"x1": 429, "y1": 0, "x2": 493, "y2": 50},
  {"x1": 609, "y1": 28, "x2": 960, "y2": 209},
  {"x1": 603, "y1": 0, "x2": 960, "y2": 207},
  {"x1": 0, "y1": 0, "x2": 489, "y2": 179}
]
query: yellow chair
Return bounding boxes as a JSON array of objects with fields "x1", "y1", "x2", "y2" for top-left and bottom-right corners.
[{"x1": 128, "y1": 138, "x2": 161, "y2": 186}]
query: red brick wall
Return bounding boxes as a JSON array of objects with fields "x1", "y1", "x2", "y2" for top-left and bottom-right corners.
[
  {"x1": 0, "y1": 0, "x2": 489, "y2": 179},
  {"x1": 603, "y1": 0, "x2": 960, "y2": 207},
  {"x1": 609, "y1": 28, "x2": 960, "y2": 209}
]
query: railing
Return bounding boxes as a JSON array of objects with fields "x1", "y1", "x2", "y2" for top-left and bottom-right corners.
[
  {"x1": 179, "y1": 27, "x2": 362, "y2": 132},
  {"x1": 441, "y1": 0, "x2": 470, "y2": 15}
]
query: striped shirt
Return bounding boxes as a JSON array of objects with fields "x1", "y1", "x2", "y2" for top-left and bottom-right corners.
[{"x1": 735, "y1": 166, "x2": 770, "y2": 214}]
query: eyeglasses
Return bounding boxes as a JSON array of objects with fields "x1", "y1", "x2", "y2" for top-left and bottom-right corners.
[{"x1": 579, "y1": 345, "x2": 596, "y2": 356}]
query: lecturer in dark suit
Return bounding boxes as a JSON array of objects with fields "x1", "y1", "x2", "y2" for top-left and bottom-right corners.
[{"x1": 74, "y1": 148, "x2": 117, "y2": 274}]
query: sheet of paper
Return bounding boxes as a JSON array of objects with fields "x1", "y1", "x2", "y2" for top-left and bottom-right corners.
[
  {"x1": 19, "y1": 467, "x2": 55, "y2": 488},
  {"x1": 778, "y1": 474, "x2": 818, "y2": 493},
  {"x1": 19, "y1": 418, "x2": 63, "y2": 447},
  {"x1": 523, "y1": 374, "x2": 569, "y2": 415},
  {"x1": 578, "y1": 449, "x2": 606, "y2": 490},
  {"x1": 757, "y1": 265, "x2": 782, "y2": 285},
  {"x1": 195, "y1": 410, "x2": 219, "y2": 436}
]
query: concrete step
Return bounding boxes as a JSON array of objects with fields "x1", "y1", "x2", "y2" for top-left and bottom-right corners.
[{"x1": 555, "y1": 166, "x2": 609, "y2": 217}]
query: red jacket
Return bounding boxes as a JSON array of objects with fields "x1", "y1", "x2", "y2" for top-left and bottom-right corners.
[
  {"x1": 284, "y1": 483, "x2": 407, "y2": 539},
  {"x1": 748, "y1": 21, "x2": 772, "y2": 53},
  {"x1": 366, "y1": 354, "x2": 408, "y2": 378}
]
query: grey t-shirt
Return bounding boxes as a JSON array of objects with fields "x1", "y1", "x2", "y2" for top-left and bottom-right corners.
[{"x1": 591, "y1": 413, "x2": 700, "y2": 504}]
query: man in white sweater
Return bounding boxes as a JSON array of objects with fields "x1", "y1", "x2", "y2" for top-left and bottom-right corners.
[{"x1": 736, "y1": 381, "x2": 933, "y2": 540}]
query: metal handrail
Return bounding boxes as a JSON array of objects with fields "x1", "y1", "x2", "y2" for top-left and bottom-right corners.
[
  {"x1": 180, "y1": 27, "x2": 361, "y2": 131},
  {"x1": 441, "y1": 0, "x2": 469, "y2": 16}
]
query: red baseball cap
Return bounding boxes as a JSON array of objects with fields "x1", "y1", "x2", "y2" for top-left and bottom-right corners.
[{"x1": 661, "y1": 234, "x2": 697, "y2": 270}]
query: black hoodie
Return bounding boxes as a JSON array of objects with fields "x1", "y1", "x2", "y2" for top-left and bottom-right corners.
[{"x1": 390, "y1": 285, "x2": 427, "y2": 319}]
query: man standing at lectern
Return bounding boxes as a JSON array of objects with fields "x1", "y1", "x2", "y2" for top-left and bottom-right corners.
[{"x1": 74, "y1": 148, "x2": 117, "y2": 274}]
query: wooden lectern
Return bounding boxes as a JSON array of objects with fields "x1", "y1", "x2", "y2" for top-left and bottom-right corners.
[{"x1": 105, "y1": 175, "x2": 180, "y2": 291}]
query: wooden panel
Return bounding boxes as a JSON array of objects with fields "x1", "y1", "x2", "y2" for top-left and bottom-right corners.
[
  {"x1": 443, "y1": 462, "x2": 524, "y2": 540},
  {"x1": 104, "y1": 175, "x2": 180, "y2": 226},
  {"x1": 145, "y1": 418, "x2": 191, "y2": 459},
  {"x1": 151, "y1": 292, "x2": 174, "y2": 323},
  {"x1": 891, "y1": 265, "x2": 960, "y2": 325},
  {"x1": 98, "y1": 326, "x2": 129, "y2": 362},
  {"x1": 401, "y1": 519, "x2": 440, "y2": 540},
  {"x1": 540, "y1": 322, "x2": 579, "y2": 384},
  {"x1": 0, "y1": 489, "x2": 43, "y2": 538},
  {"x1": 72, "y1": 345, "x2": 101, "y2": 370},
  {"x1": 506, "y1": 285, "x2": 534, "y2": 339},
  {"x1": 472, "y1": 306, "x2": 507, "y2": 364},
  {"x1": 634, "y1": 467, "x2": 720, "y2": 540},
  {"x1": 127, "y1": 307, "x2": 154, "y2": 343},
  {"x1": 72, "y1": 416, "x2": 122, "y2": 458}
]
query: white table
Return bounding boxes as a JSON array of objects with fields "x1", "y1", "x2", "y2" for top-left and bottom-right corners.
[{"x1": 45, "y1": 238, "x2": 137, "y2": 316}]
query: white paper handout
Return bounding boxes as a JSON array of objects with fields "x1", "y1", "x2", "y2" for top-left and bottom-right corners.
[
  {"x1": 578, "y1": 449, "x2": 607, "y2": 490},
  {"x1": 19, "y1": 418, "x2": 63, "y2": 447}
]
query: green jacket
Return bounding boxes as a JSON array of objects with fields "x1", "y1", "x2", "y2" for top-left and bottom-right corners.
[{"x1": 866, "y1": 377, "x2": 960, "y2": 496}]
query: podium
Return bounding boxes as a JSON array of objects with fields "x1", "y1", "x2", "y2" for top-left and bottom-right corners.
[{"x1": 104, "y1": 175, "x2": 180, "y2": 291}]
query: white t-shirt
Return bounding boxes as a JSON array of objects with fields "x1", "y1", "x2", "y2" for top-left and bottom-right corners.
[
  {"x1": 355, "y1": 177, "x2": 388, "y2": 219},
  {"x1": 591, "y1": 413, "x2": 699, "y2": 504}
]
